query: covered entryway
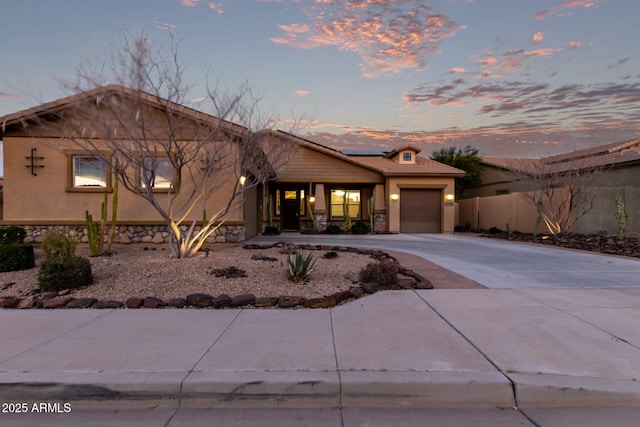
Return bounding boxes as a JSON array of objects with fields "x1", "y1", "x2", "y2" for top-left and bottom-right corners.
[
  {"x1": 281, "y1": 189, "x2": 300, "y2": 230},
  {"x1": 400, "y1": 189, "x2": 442, "y2": 233}
]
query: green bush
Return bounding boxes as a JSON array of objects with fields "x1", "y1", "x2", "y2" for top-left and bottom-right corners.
[
  {"x1": 282, "y1": 251, "x2": 316, "y2": 282},
  {"x1": 0, "y1": 226, "x2": 26, "y2": 244},
  {"x1": 0, "y1": 243, "x2": 35, "y2": 272},
  {"x1": 358, "y1": 259, "x2": 399, "y2": 289},
  {"x1": 37, "y1": 256, "x2": 93, "y2": 291},
  {"x1": 325, "y1": 224, "x2": 342, "y2": 234},
  {"x1": 351, "y1": 221, "x2": 370, "y2": 234},
  {"x1": 42, "y1": 230, "x2": 77, "y2": 260},
  {"x1": 323, "y1": 251, "x2": 339, "y2": 259}
]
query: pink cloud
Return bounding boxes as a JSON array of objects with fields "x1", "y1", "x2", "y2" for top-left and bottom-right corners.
[
  {"x1": 534, "y1": 0, "x2": 596, "y2": 20},
  {"x1": 295, "y1": 89, "x2": 310, "y2": 97},
  {"x1": 181, "y1": 0, "x2": 223, "y2": 13},
  {"x1": 533, "y1": 32, "x2": 543, "y2": 43},
  {"x1": 270, "y1": 1, "x2": 459, "y2": 77},
  {"x1": 451, "y1": 67, "x2": 466, "y2": 73}
]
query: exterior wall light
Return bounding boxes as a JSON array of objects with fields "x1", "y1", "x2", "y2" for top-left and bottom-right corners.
[
  {"x1": 445, "y1": 194, "x2": 454, "y2": 201},
  {"x1": 390, "y1": 193, "x2": 399, "y2": 201},
  {"x1": 309, "y1": 196, "x2": 316, "y2": 203},
  {"x1": 239, "y1": 176, "x2": 247, "y2": 186}
]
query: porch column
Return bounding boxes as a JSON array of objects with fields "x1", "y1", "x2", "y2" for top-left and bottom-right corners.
[{"x1": 313, "y1": 184, "x2": 326, "y2": 213}]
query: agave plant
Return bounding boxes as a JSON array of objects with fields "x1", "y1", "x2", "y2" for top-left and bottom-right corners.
[{"x1": 282, "y1": 251, "x2": 316, "y2": 283}]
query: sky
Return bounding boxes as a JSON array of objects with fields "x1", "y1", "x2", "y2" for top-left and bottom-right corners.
[{"x1": 1, "y1": 0, "x2": 639, "y2": 176}]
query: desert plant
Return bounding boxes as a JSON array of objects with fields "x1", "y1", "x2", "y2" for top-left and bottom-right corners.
[
  {"x1": 42, "y1": 230, "x2": 77, "y2": 260},
  {"x1": 37, "y1": 255, "x2": 93, "y2": 291},
  {"x1": 306, "y1": 181, "x2": 319, "y2": 232},
  {"x1": 282, "y1": 251, "x2": 316, "y2": 282},
  {"x1": 342, "y1": 197, "x2": 352, "y2": 232},
  {"x1": 368, "y1": 194, "x2": 375, "y2": 233},
  {"x1": 0, "y1": 226, "x2": 26, "y2": 244},
  {"x1": 85, "y1": 178, "x2": 119, "y2": 256},
  {"x1": 326, "y1": 224, "x2": 342, "y2": 234},
  {"x1": 0, "y1": 244, "x2": 35, "y2": 272},
  {"x1": 358, "y1": 259, "x2": 399, "y2": 289},
  {"x1": 351, "y1": 221, "x2": 370, "y2": 235},
  {"x1": 615, "y1": 197, "x2": 627, "y2": 240},
  {"x1": 323, "y1": 251, "x2": 339, "y2": 259}
]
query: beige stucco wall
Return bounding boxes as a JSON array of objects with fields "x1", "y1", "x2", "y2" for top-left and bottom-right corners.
[
  {"x1": 2, "y1": 136, "x2": 243, "y2": 224},
  {"x1": 386, "y1": 176, "x2": 456, "y2": 233}
]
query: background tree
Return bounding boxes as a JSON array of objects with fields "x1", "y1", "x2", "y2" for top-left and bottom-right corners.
[
  {"x1": 507, "y1": 157, "x2": 608, "y2": 235},
  {"x1": 39, "y1": 32, "x2": 296, "y2": 258},
  {"x1": 430, "y1": 145, "x2": 482, "y2": 199}
]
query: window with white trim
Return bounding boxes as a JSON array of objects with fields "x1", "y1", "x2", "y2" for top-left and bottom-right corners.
[
  {"x1": 72, "y1": 156, "x2": 108, "y2": 188},
  {"x1": 140, "y1": 157, "x2": 174, "y2": 190}
]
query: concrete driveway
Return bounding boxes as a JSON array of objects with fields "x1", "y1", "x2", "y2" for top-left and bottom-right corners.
[{"x1": 247, "y1": 233, "x2": 640, "y2": 289}]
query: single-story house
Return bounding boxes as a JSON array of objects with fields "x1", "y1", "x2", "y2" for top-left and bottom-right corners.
[
  {"x1": 465, "y1": 139, "x2": 640, "y2": 198},
  {"x1": 0, "y1": 85, "x2": 464, "y2": 243}
]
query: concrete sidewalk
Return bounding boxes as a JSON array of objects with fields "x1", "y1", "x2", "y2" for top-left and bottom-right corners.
[{"x1": 1, "y1": 288, "x2": 640, "y2": 423}]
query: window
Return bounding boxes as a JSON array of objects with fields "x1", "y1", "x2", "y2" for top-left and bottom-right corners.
[
  {"x1": 330, "y1": 189, "x2": 360, "y2": 219},
  {"x1": 140, "y1": 157, "x2": 174, "y2": 190},
  {"x1": 403, "y1": 152, "x2": 412, "y2": 162},
  {"x1": 72, "y1": 156, "x2": 108, "y2": 188}
]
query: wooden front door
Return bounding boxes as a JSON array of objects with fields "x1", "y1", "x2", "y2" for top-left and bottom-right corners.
[{"x1": 281, "y1": 189, "x2": 300, "y2": 230}]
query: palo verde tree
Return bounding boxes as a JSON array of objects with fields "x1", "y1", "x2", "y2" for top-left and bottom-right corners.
[
  {"x1": 37, "y1": 32, "x2": 295, "y2": 258},
  {"x1": 430, "y1": 145, "x2": 482, "y2": 199}
]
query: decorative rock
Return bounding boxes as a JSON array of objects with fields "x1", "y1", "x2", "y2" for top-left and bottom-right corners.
[
  {"x1": 40, "y1": 291, "x2": 58, "y2": 300},
  {"x1": 151, "y1": 232, "x2": 165, "y2": 244},
  {"x1": 278, "y1": 295, "x2": 306, "y2": 308},
  {"x1": 332, "y1": 290, "x2": 352, "y2": 304},
  {"x1": 212, "y1": 294, "x2": 232, "y2": 308},
  {"x1": 415, "y1": 279, "x2": 433, "y2": 289},
  {"x1": 58, "y1": 289, "x2": 71, "y2": 296},
  {"x1": 126, "y1": 297, "x2": 144, "y2": 309},
  {"x1": 17, "y1": 297, "x2": 36, "y2": 309},
  {"x1": 186, "y1": 293, "x2": 213, "y2": 308},
  {"x1": 143, "y1": 297, "x2": 166, "y2": 308},
  {"x1": 67, "y1": 298, "x2": 98, "y2": 309},
  {"x1": 0, "y1": 296, "x2": 19, "y2": 308},
  {"x1": 42, "y1": 297, "x2": 74, "y2": 309},
  {"x1": 230, "y1": 294, "x2": 256, "y2": 308},
  {"x1": 362, "y1": 282, "x2": 378, "y2": 294},
  {"x1": 119, "y1": 233, "x2": 131, "y2": 244},
  {"x1": 349, "y1": 286, "x2": 365, "y2": 298},
  {"x1": 254, "y1": 297, "x2": 278, "y2": 307},
  {"x1": 167, "y1": 298, "x2": 187, "y2": 308},
  {"x1": 93, "y1": 300, "x2": 123, "y2": 309},
  {"x1": 303, "y1": 295, "x2": 337, "y2": 309},
  {"x1": 398, "y1": 278, "x2": 416, "y2": 289}
]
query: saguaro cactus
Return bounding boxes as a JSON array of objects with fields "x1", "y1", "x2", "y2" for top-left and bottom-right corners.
[
  {"x1": 85, "y1": 178, "x2": 118, "y2": 256},
  {"x1": 615, "y1": 197, "x2": 627, "y2": 240}
]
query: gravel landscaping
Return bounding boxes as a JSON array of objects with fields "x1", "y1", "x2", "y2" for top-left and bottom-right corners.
[{"x1": 0, "y1": 242, "x2": 431, "y2": 309}]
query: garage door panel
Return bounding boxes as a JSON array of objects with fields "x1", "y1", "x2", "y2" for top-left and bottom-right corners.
[{"x1": 400, "y1": 189, "x2": 441, "y2": 233}]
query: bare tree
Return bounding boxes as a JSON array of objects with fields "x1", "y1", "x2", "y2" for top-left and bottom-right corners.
[
  {"x1": 40, "y1": 32, "x2": 295, "y2": 257},
  {"x1": 508, "y1": 156, "x2": 609, "y2": 235}
]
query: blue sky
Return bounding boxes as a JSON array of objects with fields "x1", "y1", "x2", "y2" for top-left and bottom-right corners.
[{"x1": 1, "y1": 0, "x2": 639, "y2": 172}]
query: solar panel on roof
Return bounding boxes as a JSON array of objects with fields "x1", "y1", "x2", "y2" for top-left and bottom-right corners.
[{"x1": 339, "y1": 149, "x2": 389, "y2": 156}]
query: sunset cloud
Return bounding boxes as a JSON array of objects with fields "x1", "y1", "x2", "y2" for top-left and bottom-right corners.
[
  {"x1": 533, "y1": 32, "x2": 543, "y2": 43},
  {"x1": 534, "y1": 0, "x2": 596, "y2": 20},
  {"x1": 181, "y1": 0, "x2": 224, "y2": 13},
  {"x1": 295, "y1": 89, "x2": 310, "y2": 97},
  {"x1": 608, "y1": 54, "x2": 632, "y2": 69},
  {"x1": 154, "y1": 21, "x2": 178, "y2": 30},
  {"x1": 270, "y1": 1, "x2": 459, "y2": 77}
]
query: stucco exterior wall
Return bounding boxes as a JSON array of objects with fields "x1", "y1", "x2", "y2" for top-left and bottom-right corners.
[
  {"x1": 386, "y1": 176, "x2": 456, "y2": 233},
  {"x1": 2, "y1": 136, "x2": 243, "y2": 224}
]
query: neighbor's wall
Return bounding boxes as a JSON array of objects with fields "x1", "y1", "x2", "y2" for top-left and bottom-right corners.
[{"x1": 458, "y1": 186, "x2": 640, "y2": 237}]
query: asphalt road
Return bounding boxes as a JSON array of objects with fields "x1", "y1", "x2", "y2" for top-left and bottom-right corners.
[{"x1": 247, "y1": 233, "x2": 640, "y2": 289}]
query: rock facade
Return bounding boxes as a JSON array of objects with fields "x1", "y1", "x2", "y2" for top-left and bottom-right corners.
[{"x1": 20, "y1": 224, "x2": 245, "y2": 245}]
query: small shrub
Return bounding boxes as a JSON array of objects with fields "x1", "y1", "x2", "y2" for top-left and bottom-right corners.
[
  {"x1": 0, "y1": 226, "x2": 26, "y2": 244},
  {"x1": 323, "y1": 251, "x2": 339, "y2": 259},
  {"x1": 0, "y1": 243, "x2": 35, "y2": 272},
  {"x1": 37, "y1": 255, "x2": 93, "y2": 291},
  {"x1": 325, "y1": 224, "x2": 342, "y2": 234},
  {"x1": 488, "y1": 226, "x2": 502, "y2": 235},
  {"x1": 358, "y1": 259, "x2": 399, "y2": 289},
  {"x1": 42, "y1": 230, "x2": 77, "y2": 260},
  {"x1": 282, "y1": 251, "x2": 316, "y2": 282},
  {"x1": 251, "y1": 252, "x2": 277, "y2": 262},
  {"x1": 351, "y1": 221, "x2": 370, "y2": 234}
]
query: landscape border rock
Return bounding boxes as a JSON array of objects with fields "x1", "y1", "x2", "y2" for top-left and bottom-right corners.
[{"x1": 0, "y1": 242, "x2": 433, "y2": 310}]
